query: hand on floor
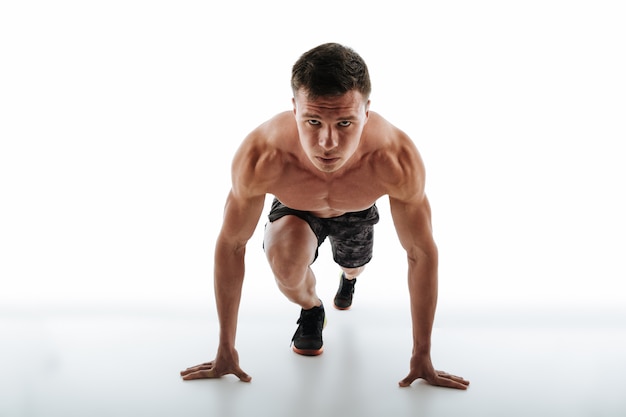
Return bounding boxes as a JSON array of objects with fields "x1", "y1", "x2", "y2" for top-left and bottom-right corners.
[
  {"x1": 180, "y1": 348, "x2": 251, "y2": 382},
  {"x1": 399, "y1": 354, "x2": 469, "y2": 389}
]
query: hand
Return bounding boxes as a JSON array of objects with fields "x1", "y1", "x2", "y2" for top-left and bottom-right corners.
[
  {"x1": 180, "y1": 348, "x2": 251, "y2": 382},
  {"x1": 399, "y1": 354, "x2": 469, "y2": 390}
]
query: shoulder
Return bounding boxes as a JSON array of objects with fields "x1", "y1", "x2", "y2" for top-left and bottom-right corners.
[
  {"x1": 365, "y1": 112, "x2": 426, "y2": 201},
  {"x1": 230, "y1": 111, "x2": 295, "y2": 198}
]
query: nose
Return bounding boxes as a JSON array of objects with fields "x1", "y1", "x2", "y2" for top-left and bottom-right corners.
[{"x1": 319, "y1": 126, "x2": 338, "y2": 150}]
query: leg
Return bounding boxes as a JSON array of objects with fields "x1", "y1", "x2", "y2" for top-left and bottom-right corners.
[
  {"x1": 341, "y1": 265, "x2": 365, "y2": 280},
  {"x1": 329, "y1": 206, "x2": 379, "y2": 309},
  {"x1": 334, "y1": 265, "x2": 363, "y2": 310},
  {"x1": 264, "y1": 215, "x2": 321, "y2": 310},
  {"x1": 265, "y1": 215, "x2": 326, "y2": 355},
  {"x1": 334, "y1": 267, "x2": 360, "y2": 310}
]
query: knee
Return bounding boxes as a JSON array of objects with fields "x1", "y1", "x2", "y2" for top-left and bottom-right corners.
[
  {"x1": 268, "y1": 257, "x2": 309, "y2": 290},
  {"x1": 264, "y1": 216, "x2": 317, "y2": 287},
  {"x1": 265, "y1": 240, "x2": 309, "y2": 287},
  {"x1": 341, "y1": 265, "x2": 365, "y2": 279},
  {"x1": 273, "y1": 265, "x2": 307, "y2": 289}
]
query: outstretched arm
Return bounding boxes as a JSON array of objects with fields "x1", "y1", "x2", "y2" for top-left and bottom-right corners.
[
  {"x1": 382, "y1": 129, "x2": 468, "y2": 389},
  {"x1": 181, "y1": 189, "x2": 265, "y2": 382},
  {"x1": 181, "y1": 128, "x2": 272, "y2": 382},
  {"x1": 215, "y1": 190, "x2": 266, "y2": 352},
  {"x1": 389, "y1": 183, "x2": 469, "y2": 389},
  {"x1": 389, "y1": 193, "x2": 469, "y2": 390}
]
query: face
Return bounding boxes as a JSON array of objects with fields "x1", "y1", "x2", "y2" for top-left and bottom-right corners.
[{"x1": 293, "y1": 89, "x2": 370, "y2": 173}]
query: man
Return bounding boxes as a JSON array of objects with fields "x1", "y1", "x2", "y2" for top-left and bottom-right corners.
[{"x1": 181, "y1": 43, "x2": 469, "y2": 389}]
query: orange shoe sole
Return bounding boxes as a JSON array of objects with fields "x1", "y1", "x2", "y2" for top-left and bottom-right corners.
[
  {"x1": 292, "y1": 346, "x2": 324, "y2": 356},
  {"x1": 292, "y1": 317, "x2": 327, "y2": 356}
]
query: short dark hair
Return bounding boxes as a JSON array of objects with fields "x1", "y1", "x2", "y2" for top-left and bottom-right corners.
[{"x1": 291, "y1": 43, "x2": 371, "y2": 100}]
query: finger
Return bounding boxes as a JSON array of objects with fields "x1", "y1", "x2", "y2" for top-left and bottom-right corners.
[
  {"x1": 180, "y1": 366, "x2": 212, "y2": 376},
  {"x1": 399, "y1": 371, "x2": 470, "y2": 389},
  {"x1": 234, "y1": 368, "x2": 252, "y2": 383},
  {"x1": 398, "y1": 373, "x2": 417, "y2": 388},
  {"x1": 437, "y1": 371, "x2": 470, "y2": 387},
  {"x1": 181, "y1": 369, "x2": 218, "y2": 380},
  {"x1": 430, "y1": 374, "x2": 469, "y2": 390},
  {"x1": 180, "y1": 362, "x2": 215, "y2": 377},
  {"x1": 180, "y1": 367, "x2": 211, "y2": 377}
]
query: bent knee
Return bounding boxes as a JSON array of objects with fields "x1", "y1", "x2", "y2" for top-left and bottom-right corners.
[
  {"x1": 266, "y1": 243, "x2": 315, "y2": 292},
  {"x1": 264, "y1": 217, "x2": 317, "y2": 264},
  {"x1": 266, "y1": 245, "x2": 310, "y2": 286},
  {"x1": 341, "y1": 265, "x2": 365, "y2": 279},
  {"x1": 271, "y1": 264, "x2": 309, "y2": 290}
]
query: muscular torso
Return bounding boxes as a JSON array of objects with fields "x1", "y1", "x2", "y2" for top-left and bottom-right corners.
[
  {"x1": 234, "y1": 111, "x2": 422, "y2": 218},
  {"x1": 267, "y1": 156, "x2": 387, "y2": 217}
]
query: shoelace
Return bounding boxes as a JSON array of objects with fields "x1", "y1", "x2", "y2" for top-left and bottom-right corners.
[{"x1": 292, "y1": 309, "x2": 323, "y2": 341}]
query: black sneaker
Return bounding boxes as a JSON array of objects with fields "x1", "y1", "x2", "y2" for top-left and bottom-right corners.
[
  {"x1": 291, "y1": 304, "x2": 326, "y2": 356},
  {"x1": 334, "y1": 273, "x2": 356, "y2": 310}
]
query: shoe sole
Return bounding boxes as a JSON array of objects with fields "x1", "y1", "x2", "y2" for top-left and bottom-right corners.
[
  {"x1": 292, "y1": 317, "x2": 327, "y2": 356},
  {"x1": 292, "y1": 346, "x2": 324, "y2": 356}
]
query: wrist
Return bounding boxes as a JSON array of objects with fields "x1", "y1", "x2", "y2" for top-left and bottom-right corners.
[
  {"x1": 218, "y1": 331, "x2": 237, "y2": 351},
  {"x1": 216, "y1": 344, "x2": 238, "y2": 359},
  {"x1": 412, "y1": 342, "x2": 431, "y2": 357}
]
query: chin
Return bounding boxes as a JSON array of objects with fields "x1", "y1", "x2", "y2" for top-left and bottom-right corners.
[{"x1": 313, "y1": 161, "x2": 343, "y2": 173}]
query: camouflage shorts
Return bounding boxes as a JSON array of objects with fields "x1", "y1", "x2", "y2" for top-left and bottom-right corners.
[{"x1": 267, "y1": 198, "x2": 380, "y2": 268}]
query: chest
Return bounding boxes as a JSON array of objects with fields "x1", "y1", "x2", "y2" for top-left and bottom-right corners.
[{"x1": 268, "y1": 165, "x2": 387, "y2": 215}]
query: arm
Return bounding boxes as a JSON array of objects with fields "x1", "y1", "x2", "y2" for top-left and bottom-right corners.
[
  {"x1": 180, "y1": 189, "x2": 264, "y2": 382},
  {"x1": 382, "y1": 129, "x2": 469, "y2": 388},
  {"x1": 214, "y1": 190, "x2": 265, "y2": 352},
  {"x1": 389, "y1": 193, "x2": 438, "y2": 356},
  {"x1": 390, "y1": 193, "x2": 468, "y2": 390},
  {"x1": 181, "y1": 130, "x2": 270, "y2": 382}
]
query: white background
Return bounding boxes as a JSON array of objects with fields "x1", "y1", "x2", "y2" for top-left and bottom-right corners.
[
  {"x1": 2, "y1": 0, "x2": 624, "y2": 317},
  {"x1": 2, "y1": 1, "x2": 626, "y2": 416}
]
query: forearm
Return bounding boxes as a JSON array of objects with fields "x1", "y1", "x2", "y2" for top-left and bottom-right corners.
[
  {"x1": 407, "y1": 251, "x2": 438, "y2": 355},
  {"x1": 213, "y1": 236, "x2": 246, "y2": 349}
]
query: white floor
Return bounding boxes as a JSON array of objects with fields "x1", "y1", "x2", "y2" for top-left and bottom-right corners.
[
  {"x1": 3, "y1": 2, "x2": 626, "y2": 415},
  {"x1": 2, "y1": 300, "x2": 626, "y2": 417}
]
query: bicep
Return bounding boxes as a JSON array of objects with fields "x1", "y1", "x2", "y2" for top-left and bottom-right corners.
[
  {"x1": 385, "y1": 132, "x2": 436, "y2": 256},
  {"x1": 219, "y1": 130, "x2": 271, "y2": 246},
  {"x1": 389, "y1": 194, "x2": 437, "y2": 259},
  {"x1": 219, "y1": 189, "x2": 266, "y2": 247}
]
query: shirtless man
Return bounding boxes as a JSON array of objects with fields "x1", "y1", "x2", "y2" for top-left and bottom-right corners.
[{"x1": 181, "y1": 43, "x2": 469, "y2": 389}]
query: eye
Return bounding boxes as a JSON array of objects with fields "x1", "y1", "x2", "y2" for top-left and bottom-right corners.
[
  {"x1": 338, "y1": 121, "x2": 352, "y2": 127},
  {"x1": 307, "y1": 119, "x2": 321, "y2": 126}
]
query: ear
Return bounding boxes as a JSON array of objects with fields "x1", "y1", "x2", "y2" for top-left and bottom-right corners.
[
  {"x1": 364, "y1": 99, "x2": 371, "y2": 120},
  {"x1": 292, "y1": 97, "x2": 297, "y2": 115}
]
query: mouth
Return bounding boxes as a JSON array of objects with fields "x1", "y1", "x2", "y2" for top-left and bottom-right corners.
[{"x1": 316, "y1": 156, "x2": 340, "y2": 165}]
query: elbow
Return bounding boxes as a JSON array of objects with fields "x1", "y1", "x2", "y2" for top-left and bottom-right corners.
[
  {"x1": 216, "y1": 233, "x2": 248, "y2": 258},
  {"x1": 406, "y1": 243, "x2": 438, "y2": 267}
]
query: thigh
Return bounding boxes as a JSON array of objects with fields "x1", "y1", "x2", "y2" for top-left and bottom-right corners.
[
  {"x1": 328, "y1": 205, "x2": 379, "y2": 269},
  {"x1": 264, "y1": 215, "x2": 319, "y2": 266},
  {"x1": 329, "y1": 223, "x2": 376, "y2": 269}
]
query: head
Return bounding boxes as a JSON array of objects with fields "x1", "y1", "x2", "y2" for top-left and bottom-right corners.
[
  {"x1": 291, "y1": 43, "x2": 372, "y2": 173},
  {"x1": 291, "y1": 43, "x2": 371, "y2": 100}
]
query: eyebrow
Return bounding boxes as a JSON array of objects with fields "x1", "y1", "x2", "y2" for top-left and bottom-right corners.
[{"x1": 302, "y1": 112, "x2": 357, "y2": 120}]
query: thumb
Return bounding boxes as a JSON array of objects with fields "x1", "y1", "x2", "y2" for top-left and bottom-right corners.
[
  {"x1": 398, "y1": 373, "x2": 417, "y2": 388},
  {"x1": 234, "y1": 368, "x2": 252, "y2": 383}
]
